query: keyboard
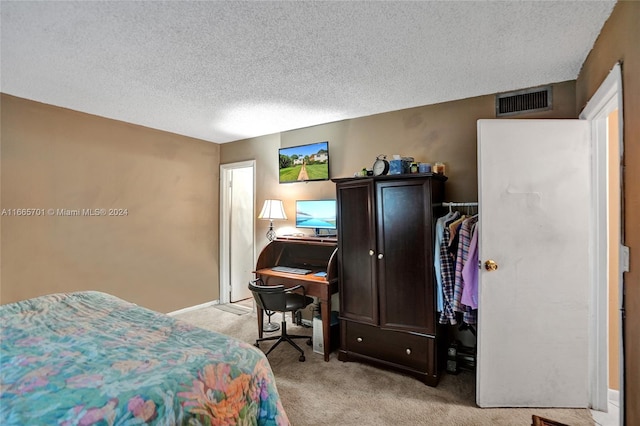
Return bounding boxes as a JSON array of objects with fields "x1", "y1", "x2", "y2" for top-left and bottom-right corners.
[{"x1": 271, "y1": 266, "x2": 312, "y2": 275}]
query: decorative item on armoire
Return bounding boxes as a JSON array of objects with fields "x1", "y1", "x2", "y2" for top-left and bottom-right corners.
[{"x1": 372, "y1": 154, "x2": 389, "y2": 176}]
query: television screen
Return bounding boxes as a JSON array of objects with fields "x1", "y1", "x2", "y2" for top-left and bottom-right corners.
[
  {"x1": 279, "y1": 141, "x2": 329, "y2": 183},
  {"x1": 296, "y1": 200, "x2": 337, "y2": 233}
]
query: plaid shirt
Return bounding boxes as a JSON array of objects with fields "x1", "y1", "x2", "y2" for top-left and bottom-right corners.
[
  {"x1": 438, "y1": 213, "x2": 460, "y2": 325},
  {"x1": 434, "y1": 211, "x2": 458, "y2": 312}
]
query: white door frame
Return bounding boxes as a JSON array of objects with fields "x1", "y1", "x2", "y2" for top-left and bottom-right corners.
[
  {"x1": 580, "y1": 62, "x2": 624, "y2": 416},
  {"x1": 219, "y1": 160, "x2": 256, "y2": 304}
]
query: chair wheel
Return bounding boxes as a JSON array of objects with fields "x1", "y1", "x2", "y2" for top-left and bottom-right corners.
[
  {"x1": 254, "y1": 343, "x2": 259, "y2": 348},
  {"x1": 299, "y1": 355, "x2": 305, "y2": 362},
  {"x1": 306, "y1": 339, "x2": 312, "y2": 346}
]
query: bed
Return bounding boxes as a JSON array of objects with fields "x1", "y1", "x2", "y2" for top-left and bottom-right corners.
[{"x1": 0, "y1": 291, "x2": 289, "y2": 425}]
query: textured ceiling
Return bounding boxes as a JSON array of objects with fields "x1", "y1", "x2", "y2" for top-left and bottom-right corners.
[{"x1": 1, "y1": 1, "x2": 616, "y2": 143}]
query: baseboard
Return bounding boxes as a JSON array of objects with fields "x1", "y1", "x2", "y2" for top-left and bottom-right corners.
[
  {"x1": 167, "y1": 300, "x2": 219, "y2": 316},
  {"x1": 608, "y1": 388, "x2": 619, "y2": 404}
]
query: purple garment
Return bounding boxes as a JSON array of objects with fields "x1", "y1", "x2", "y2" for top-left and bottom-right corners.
[
  {"x1": 453, "y1": 216, "x2": 477, "y2": 324},
  {"x1": 461, "y1": 223, "x2": 479, "y2": 309},
  {"x1": 453, "y1": 217, "x2": 476, "y2": 311}
]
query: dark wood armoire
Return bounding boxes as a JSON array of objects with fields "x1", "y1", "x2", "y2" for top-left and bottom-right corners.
[{"x1": 332, "y1": 173, "x2": 447, "y2": 386}]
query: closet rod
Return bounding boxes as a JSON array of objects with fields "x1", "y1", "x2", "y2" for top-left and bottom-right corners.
[{"x1": 440, "y1": 202, "x2": 478, "y2": 207}]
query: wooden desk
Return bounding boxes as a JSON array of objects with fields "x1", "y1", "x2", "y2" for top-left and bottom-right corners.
[{"x1": 254, "y1": 237, "x2": 338, "y2": 362}]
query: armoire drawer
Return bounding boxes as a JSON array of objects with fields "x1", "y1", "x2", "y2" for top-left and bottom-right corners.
[{"x1": 344, "y1": 321, "x2": 434, "y2": 373}]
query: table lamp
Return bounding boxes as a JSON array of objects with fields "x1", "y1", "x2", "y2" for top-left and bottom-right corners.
[{"x1": 258, "y1": 199, "x2": 287, "y2": 241}]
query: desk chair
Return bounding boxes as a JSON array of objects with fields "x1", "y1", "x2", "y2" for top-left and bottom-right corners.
[{"x1": 248, "y1": 278, "x2": 313, "y2": 361}]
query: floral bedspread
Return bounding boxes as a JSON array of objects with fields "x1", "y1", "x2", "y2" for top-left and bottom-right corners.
[{"x1": 0, "y1": 291, "x2": 289, "y2": 425}]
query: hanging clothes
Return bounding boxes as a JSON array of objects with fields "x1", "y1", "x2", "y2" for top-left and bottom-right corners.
[
  {"x1": 453, "y1": 216, "x2": 478, "y2": 325},
  {"x1": 434, "y1": 210, "x2": 459, "y2": 313},
  {"x1": 438, "y1": 212, "x2": 461, "y2": 325},
  {"x1": 461, "y1": 223, "x2": 479, "y2": 310},
  {"x1": 436, "y1": 203, "x2": 479, "y2": 326},
  {"x1": 447, "y1": 215, "x2": 466, "y2": 257}
]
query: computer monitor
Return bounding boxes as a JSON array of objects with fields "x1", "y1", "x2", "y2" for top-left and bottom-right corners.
[{"x1": 295, "y1": 200, "x2": 337, "y2": 236}]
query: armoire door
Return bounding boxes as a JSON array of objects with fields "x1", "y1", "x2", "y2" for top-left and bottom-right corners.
[
  {"x1": 476, "y1": 119, "x2": 591, "y2": 407},
  {"x1": 336, "y1": 179, "x2": 377, "y2": 325},
  {"x1": 376, "y1": 179, "x2": 435, "y2": 335}
]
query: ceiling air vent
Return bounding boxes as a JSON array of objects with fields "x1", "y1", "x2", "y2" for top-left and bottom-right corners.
[{"x1": 496, "y1": 86, "x2": 552, "y2": 117}]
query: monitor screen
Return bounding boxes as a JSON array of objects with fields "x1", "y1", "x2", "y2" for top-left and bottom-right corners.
[
  {"x1": 279, "y1": 141, "x2": 329, "y2": 183},
  {"x1": 295, "y1": 200, "x2": 337, "y2": 232}
]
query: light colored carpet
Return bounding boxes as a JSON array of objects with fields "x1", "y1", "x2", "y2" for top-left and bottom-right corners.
[
  {"x1": 213, "y1": 303, "x2": 252, "y2": 315},
  {"x1": 173, "y1": 306, "x2": 594, "y2": 426}
]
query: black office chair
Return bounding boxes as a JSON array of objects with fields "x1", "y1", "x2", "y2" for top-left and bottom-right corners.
[{"x1": 248, "y1": 278, "x2": 313, "y2": 362}]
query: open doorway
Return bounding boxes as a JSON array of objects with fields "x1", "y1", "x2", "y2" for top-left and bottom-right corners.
[
  {"x1": 220, "y1": 160, "x2": 256, "y2": 304},
  {"x1": 605, "y1": 107, "x2": 622, "y2": 424},
  {"x1": 581, "y1": 63, "x2": 624, "y2": 425}
]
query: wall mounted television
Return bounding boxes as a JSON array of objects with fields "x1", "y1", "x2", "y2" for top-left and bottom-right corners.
[
  {"x1": 295, "y1": 199, "x2": 337, "y2": 236},
  {"x1": 279, "y1": 141, "x2": 329, "y2": 183}
]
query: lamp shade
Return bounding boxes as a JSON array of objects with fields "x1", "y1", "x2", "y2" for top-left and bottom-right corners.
[{"x1": 258, "y1": 199, "x2": 287, "y2": 220}]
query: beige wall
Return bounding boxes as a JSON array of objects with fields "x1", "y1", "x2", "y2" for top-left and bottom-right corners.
[
  {"x1": 576, "y1": 1, "x2": 639, "y2": 422},
  {"x1": 221, "y1": 81, "x2": 577, "y2": 243},
  {"x1": 0, "y1": 94, "x2": 221, "y2": 312}
]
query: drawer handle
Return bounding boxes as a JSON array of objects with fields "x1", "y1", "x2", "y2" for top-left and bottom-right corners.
[
  {"x1": 356, "y1": 337, "x2": 363, "y2": 343},
  {"x1": 406, "y1": 348, "x2": 412, "y2": 355},
  {"x1": 369, "y1": 250, "x2": 374, "y2": 256}
]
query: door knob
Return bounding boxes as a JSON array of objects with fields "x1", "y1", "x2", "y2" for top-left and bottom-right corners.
[
  {"x1": 378, "y1": 253, "x2": 384, "y2": 259},
  {"x1": 484, "y1": 259, "x2": 498, "y2": 271},
  {"x1": 369, "y1": 250, "x2": 374, "y2": 256}
]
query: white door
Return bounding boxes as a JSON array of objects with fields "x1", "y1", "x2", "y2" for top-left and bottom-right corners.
[
  {"x1": 477, "y1": 119, "x2": 591, "y2": 407},
  {"x1": 229, "y1": 167, "x2": 254, "y2": 302},
  {"x1": 220, "y1": 161, "x2": 255, "y2": 303}
]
